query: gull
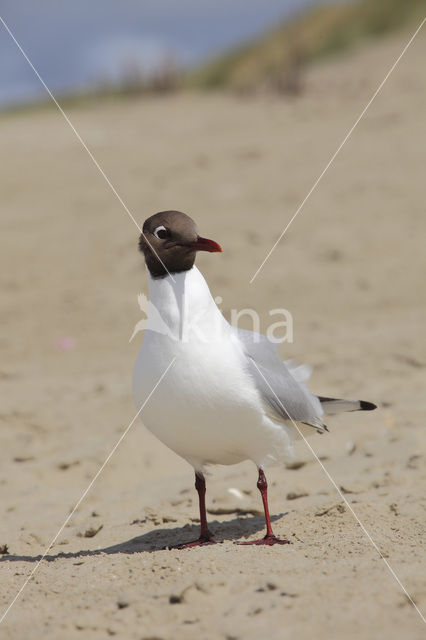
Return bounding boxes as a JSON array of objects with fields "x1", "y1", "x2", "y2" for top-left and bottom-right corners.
[{"x1": 133, "y1": 211, "x2": 376, "y2": 548}]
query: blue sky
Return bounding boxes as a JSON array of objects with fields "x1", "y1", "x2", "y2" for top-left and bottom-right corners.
[{"x1": 0, "y1": 0, "x2": 322, "y2": 106}]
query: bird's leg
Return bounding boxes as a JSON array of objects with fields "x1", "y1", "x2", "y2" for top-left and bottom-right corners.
[
  {"x1": 195, "y1": 471, "x2": 214, "y2": 542},
  {"x1": 168, "y1": 471, "x2": 217, "y2": 549},
  {"x1": 236, "y1": 468, "x2": 290, "y2": 546},
  {"x1": 258, "y1": 468, "x2": 276, "y2": 539}
]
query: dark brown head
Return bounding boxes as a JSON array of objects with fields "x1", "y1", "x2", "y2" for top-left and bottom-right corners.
[{"x1": 139, "y1": 211, "x2": 222, "y2": 278}]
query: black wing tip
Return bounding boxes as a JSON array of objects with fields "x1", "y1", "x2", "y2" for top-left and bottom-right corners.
[{"x1": 359, "y1": 400, "x2": 377, "y2": 411}]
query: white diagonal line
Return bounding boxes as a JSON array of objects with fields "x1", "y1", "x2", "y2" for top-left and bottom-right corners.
[
  {"x1": 249, "y1": 18, "x2": 426, "y2": 284},
  {"x1": 0, "y1": 357, "x2": 176, "y2": 625},
  {"x1": 0, "y1": 14, "x2": 175, "y2": 282},
  {"x1": 250, "y1": 359, "x2": 425, "y2": 624}
]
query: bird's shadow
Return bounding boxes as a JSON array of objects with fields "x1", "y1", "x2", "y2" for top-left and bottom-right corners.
[{"x1": 1, "y1": 513, "x2": 287, "y2": 563}]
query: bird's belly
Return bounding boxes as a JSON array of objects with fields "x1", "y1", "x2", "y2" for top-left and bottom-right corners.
[{"x1": 133, "y1": 335, "x2": 275, "y2": 467}]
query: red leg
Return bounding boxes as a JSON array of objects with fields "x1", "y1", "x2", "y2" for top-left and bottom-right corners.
[
  {"x1": 168, "y1": 472, "x2": 217, "y2": 549},
  {"x1": 236, "y1": 468, "x2": 290, "y2": 546}
]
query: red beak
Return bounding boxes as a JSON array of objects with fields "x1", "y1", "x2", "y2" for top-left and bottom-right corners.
[{"x1": 182, "y1": 236, "x2": 222, "y2": 253}]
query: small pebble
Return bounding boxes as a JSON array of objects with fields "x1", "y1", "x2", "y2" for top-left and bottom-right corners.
[
  {"x1": 345, "y1": 441, "x2": 356, "y2": 455},
  {"x1": 285, "y1": 461, "x2": 306, "y2": 470},
  {"x1": 286, "y1": 491, "x2": 308, "y2": 500},
  {"x1": 80, "y1": 524, "x2": 103, "y2": 538},
  {"x1": 227, "y1": 488, "x2": 245, "y2": 500}
]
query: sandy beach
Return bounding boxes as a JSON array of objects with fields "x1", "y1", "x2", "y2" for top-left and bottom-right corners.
[{"x1": 0, "y1": 28, "x2": 425, "y2": 639}]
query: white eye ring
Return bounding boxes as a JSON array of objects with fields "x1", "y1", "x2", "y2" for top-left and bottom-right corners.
[{"x1": 153, "y1": 225, "x2": 169, "y2": 240}]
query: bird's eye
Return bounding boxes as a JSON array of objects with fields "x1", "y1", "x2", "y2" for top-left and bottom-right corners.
[{"x1": 153, "y1": 225, "x2": 170, "y2": 240}]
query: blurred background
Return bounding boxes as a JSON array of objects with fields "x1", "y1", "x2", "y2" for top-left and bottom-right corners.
[
  {"x1": 1, "y1": 1, "x2": 425, "y2": 639},
  {"x1": 0, "y1": 0, "x2": 424, "y2": 107},
  {"x1": 0, "y1": 0, "x2": 319, "y2": 107}
]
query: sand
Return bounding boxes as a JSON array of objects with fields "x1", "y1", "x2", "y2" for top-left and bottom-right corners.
[{"x1": 0, "y1": 28, "x2": 425, "y2": 639}]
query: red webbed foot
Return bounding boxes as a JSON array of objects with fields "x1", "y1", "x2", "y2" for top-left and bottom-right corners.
[
  {"x1": 167, "y1": 533, "x2": 219, "y2": 550},
  {"x1": 235, "y1": 534, "x2": 291, "y2": 546}
]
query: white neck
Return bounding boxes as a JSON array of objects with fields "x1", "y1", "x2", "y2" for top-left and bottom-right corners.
[{"x1": 146, "y1": 266, "x2": 226, "y2": 342}]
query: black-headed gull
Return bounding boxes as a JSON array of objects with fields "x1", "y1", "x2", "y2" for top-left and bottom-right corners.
[{"x1": 133, "y1": 211, "x2": 376, "y2": 548}]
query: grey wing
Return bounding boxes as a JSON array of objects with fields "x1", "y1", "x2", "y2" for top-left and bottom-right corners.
[{"x1": 235, "y1": 327, "x2": 326, "y2": 433}]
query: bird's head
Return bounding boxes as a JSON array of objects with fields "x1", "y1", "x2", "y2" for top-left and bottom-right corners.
[{"x1": 139, "y1": 210, "x2": 222, "y2": 278}]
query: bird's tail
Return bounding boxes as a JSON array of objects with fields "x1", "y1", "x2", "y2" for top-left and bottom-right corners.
[{"x1": 317, "y1": 396, "x2": 377, "y2": 415}]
